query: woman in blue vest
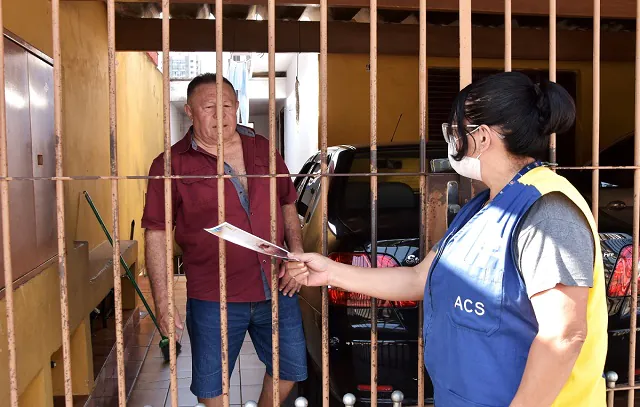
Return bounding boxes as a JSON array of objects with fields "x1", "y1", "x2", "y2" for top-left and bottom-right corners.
[{"x1": 287, "y1": 71, "x2": 608, "y2": 406}]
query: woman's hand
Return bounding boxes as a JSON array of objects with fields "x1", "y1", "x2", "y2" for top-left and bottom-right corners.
[{"x1": 285, "y1": 252, "x2": 332, "y2": 287}]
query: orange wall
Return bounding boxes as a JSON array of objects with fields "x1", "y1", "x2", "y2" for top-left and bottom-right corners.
[
  {"x1": 327, "y1": 55, "x2": 633, "y2": 165},
  {"x1": 0, "y1": 0, "x2": 163, "y2": 402}
]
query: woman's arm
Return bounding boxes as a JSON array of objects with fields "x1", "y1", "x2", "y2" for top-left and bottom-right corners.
[
  {"x1": 509, "y1": 284, "x2": 589, "y2": 407},
  {"x1": 289, "y1": 249, "x2": 436, "y2": 301}
]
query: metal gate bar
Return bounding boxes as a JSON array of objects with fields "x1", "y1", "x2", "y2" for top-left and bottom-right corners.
[
  {"x1": 161, "y1": 0, "x2": 179, "y2": 406},
  {"x1": 0, "y1": 0, "x2": 17, "y2": 404},
  {"x1": 53, "y1": 0, "x2": 74, "y2": 405},
  {"x1": 592, "y1": 0, "x2": 600, "y2": 227},
  {"x1": 369, "y1": 0, "x2": 379, "y2": 403},
  {"x1": 629, "y1": 2, "x2": 640, "y2": 406},
  {"x1": 214, "y1": 0, "x2": 230, "y2": 404},
  {"x1": 319, "y1": 0, "x2": 331, "y2": 404},
  {"x1": 505, "y1": 0, "x2": 511, "y2": 72},
  {"x1": 107, "y1": 1, "x2": 126, "y2": 405},
  {"x1": 2, "y1": 1, "x2": 640, "y2": 406},
  {"x1": 417, "y1": 0, "x2": 427, "y2": 403},
  {"x1": 549, "y1": 0, "x2": 557, "y2": 164},
  {"x1": 268, "y1": 0, "x2": 281, "y2": 402},
  {"x1": 459, "y1": 0, "x2": 472, "y2": 89}
]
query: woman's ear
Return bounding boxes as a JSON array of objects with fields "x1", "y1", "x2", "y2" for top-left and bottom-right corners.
[{"x1": 475, "y1": 125, "x2": 492, "y2": 155}]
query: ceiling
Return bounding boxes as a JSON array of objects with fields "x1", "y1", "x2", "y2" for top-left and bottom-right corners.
[{"x1": 114, "y1": 3, "x2": 636, "y2": 32}]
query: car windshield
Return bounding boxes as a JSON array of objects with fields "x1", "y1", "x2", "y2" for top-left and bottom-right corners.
[
  {"x1": 599, "y1": 135, "x2": 634, "y2": 188},
  {"x1": 334, "y1": 148, "x2": 424, "y2": 240}
]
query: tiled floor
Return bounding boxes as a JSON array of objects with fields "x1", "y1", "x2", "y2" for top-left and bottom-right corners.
[
  {"x1": 85, "y1": 275, "x2": 640, "y2": 407},
  {"x1": 86, "y1": 275, "x2": 270, "y2": 407}
]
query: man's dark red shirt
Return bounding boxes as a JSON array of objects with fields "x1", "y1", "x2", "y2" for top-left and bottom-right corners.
[{"x1": 141, "y1": 125, "x2": 298, "y2": 302}]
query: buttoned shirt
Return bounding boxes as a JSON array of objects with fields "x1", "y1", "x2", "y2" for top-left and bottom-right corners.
[{"x1": 141, "y1": 125, "x2": 297, "y2": 302}]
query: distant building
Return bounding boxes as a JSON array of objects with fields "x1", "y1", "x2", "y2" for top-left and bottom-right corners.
[{"x1": 169, "y1": 52, "x2": 202, "y2": 79}]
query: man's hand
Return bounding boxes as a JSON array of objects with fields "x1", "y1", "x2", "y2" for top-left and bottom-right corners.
[
  {"x1": 285, "y1": 252, "x2": 331, "y2": 287},
  {"x1": 156, "y1": 303, "x2": 184, "y2": 338},
  {"x1": 279, "y1": 261, "x2": 302, "y2": 297}
]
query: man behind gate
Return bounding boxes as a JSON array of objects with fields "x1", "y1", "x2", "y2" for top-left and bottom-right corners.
[{"x1": 142, "y1": 73, "x2": 308, "y2": 407}]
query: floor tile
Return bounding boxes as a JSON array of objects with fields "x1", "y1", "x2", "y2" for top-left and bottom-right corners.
[
  {"x1": 230, "y1": 385, "x2": 242, "y2": 404},
  {"x1": 129, "y1": 333, "x2": 154, "y2": 347},
  {"x1": 128, "y1": 389, "x2": 168, "y2": 406},
  {"x1": 178, "y1": 377, "x2": 192, "y2": 389},
  {"x1": 164, "y1": 387, "x2": 197, "y2": 406},
  {"x1": 231, "y1": 367, "x2": 240, "y2": 386},
  {"x1": 176, "y1": 356, "x2": 192, "y2": 372},
  {"x1": 133, "y1": 323, "x2": 157, "y2": 335},
  {"x1": 239, "y1": 354, "x2": 264, "y2": 369},
  {"x1": 241, "y1": 385, "x2": 263, "y2": 404},
  {"x1": 240, "y1": 341, "x2": 257, "y2": 355},
  {"x1": 240, "y1": 367, "x2": 266, "y2": 386},
  {"x1": 137, "y1": 370, "x2": 172, "y2": 383},
  {"x1": 91, "y1": 378, "x2": 118, "y2": 398},
  {"x1": 145, "y1": 344, "x2": 165, "y2": 359},
  {"x1": 134, "y1": 379, "x2": 170, "y2": 390},
  {"x1": 125, "y1": 346, "x2": 150, "y2": 362},
  {"x1": 140, "y1": 357, "x2": 172, "y2": 379},
  {"x1": 83, "y1": 396, "x2": 118, "y2": 407}
]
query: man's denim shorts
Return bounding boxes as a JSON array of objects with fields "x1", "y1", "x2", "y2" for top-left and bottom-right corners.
[{"x1": 186, "y1": 292, "x2": 308, "y2": 399}]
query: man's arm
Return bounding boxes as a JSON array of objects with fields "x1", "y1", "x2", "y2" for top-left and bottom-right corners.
[
  {"x1": 279, "y1": 203, "x2": 304, "y2": 296},
  {"x1": 275, "y1": 153, "x2": 305, "y2": 296},
  {"x1": 141, "y1": 156, "x2": 183, "y2": 335},
  {"x1": 144, "y1": 230, "x2": 183, "y2": 335},
  {"x1": 282, "y1": 203, "x2": 303, "y2": 252}
]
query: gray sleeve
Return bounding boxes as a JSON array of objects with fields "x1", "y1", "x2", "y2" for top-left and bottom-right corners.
[{"x1": 514, "y1": 192, "x2": 595, "y2": 298}]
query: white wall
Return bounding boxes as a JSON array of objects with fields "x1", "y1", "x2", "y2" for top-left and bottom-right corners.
[
  {"x1": 170, "y1": 103, "x2": 184, "y2": 145},
  {"x1": 251, "y1": 115, "x2": 269, "y2": 137},
  {"x1": 284, "y1": 54, "x2": 319, "y2": 174}
]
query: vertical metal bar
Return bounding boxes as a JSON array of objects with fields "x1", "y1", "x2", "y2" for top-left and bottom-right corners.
[
  {"x1": 215, "y1": 0, "x2": 230, "y2": 404},
  {"x1": 505, "y1": 0, "x2": 512, "y2": 72},
  {"x1": 549, "y1": 0, "x2": 557, "y2": 164},
  {"x1": 629, "y1": 1, "x2": 640, "y2": 405},
  {"x1": 592, "y1": 0, "x2": 600, "y2": 225},
  {"x1": 161, "y1": 1, "x2": 178, "y2": 406},
  {"x1": 107, "y1": 0, "x2": 126, "y2": 405},
  {"x1": 369, "y1": 0, "x2": 379, "y2": 403},
  {"x1": 459, "y1": 0, "x2": 472, "y2": 88},
  {"x1": 52, "y1": 0, "x2": 74, "y2": 405},
  {"x1": 0, "y1": 0, "x2": 17, "y2": 404},
  {"x1": 417, "y1": 0, "x2": 427, "y2": 404},
  {"x1": 319, "y1": 0, "x2": 330, "y2": 404},
  {"x1": 268, "y1": 0, "x2": 280, "y2": 403}
]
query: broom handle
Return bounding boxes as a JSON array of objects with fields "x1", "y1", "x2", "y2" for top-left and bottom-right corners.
[{"x1": 83, "y1": 191, "x2": 165, "y2": 337}]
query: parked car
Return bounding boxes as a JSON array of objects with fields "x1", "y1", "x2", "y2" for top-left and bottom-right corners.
[
  {"x1": 564, "y1": 132, "x2": 635, "y2": 234},
  {"x1": 294, "y1": 141, "x2": 640, "y2": 405},
  {"x1": 563, "y1": 132, "x2": 640, "y2": 382}
]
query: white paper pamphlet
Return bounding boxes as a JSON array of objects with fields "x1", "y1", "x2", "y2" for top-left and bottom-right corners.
[{"x1": 204, "y1": 222, "x2": 292, "y2": 260}]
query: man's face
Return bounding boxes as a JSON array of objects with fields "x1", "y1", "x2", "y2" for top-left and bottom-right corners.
[{"x1": 185, "y1": 82, "x2": 239, "y2": 142}]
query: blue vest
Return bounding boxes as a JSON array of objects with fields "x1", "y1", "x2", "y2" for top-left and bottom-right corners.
[{"x1": 423, "y1": 161, "x2": 549, "y2": 406}]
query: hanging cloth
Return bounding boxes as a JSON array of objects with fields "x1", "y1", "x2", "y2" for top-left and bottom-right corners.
[{"x1": 228, "y1": 58, "x2": 250, "y2": 125}]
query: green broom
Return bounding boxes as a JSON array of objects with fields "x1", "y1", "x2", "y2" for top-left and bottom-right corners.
[{"x1": 83, "y1": 191, "x2": 181, "y2": 362}]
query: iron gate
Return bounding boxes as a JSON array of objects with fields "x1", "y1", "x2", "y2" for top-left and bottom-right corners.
[{"x1": 0, "y1": 0, "x2": 638, "y2": 406}]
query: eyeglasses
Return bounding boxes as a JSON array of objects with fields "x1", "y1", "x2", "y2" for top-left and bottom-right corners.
[{"x1": 441, "y1": 123, "x2": 480, "y2": 145}]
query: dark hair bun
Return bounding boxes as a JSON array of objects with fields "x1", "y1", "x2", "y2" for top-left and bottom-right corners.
[
  {"x1": 448, "y1": 71, "x2": 577, "y2": 161},
  {"x1": 535, "y1": 80, "x2": 575, "y2": 136}
]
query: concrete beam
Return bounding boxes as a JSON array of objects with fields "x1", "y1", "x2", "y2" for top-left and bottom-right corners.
[
  {"x1": 115, "y1": 18, "x2": 636, "y2": 62},
  {"x1": 64, "y1": 0, "x2": 636, "y2": 18}
]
